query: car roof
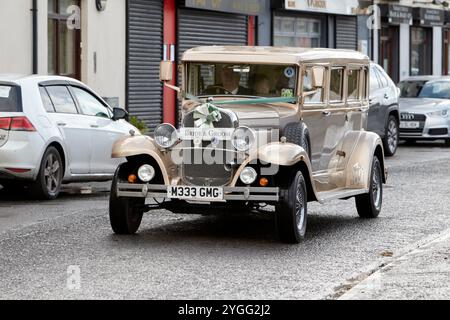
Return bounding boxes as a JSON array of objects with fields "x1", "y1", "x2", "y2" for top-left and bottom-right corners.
[
  {"x1": 400, "y1": 75, "x2": 450, "y2": 82},
  {"x1": 0, "y1": 74, "x2": 84, "y2": 86},
  {"x1": 182, "y1": 46, "x2": 370, "y2": 65}
]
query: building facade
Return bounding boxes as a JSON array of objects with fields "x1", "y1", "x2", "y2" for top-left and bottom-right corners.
[
  {"x1": 373, "y1": 0, "x2": 450, "y2": 82},
  {"x1": 0, "y1": 0, "x2": 126, "y2": 108}
]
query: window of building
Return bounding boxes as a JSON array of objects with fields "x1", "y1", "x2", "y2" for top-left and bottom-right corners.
[
  {"x1": 273, "y1": 15, "x2": 322, "y2": 48},
  {"x1": 410, "y1": 27, "x2": 432, "y2": 76},
  {"x1": 48, "y1": 0, "x2": 81, "y2": 79}
]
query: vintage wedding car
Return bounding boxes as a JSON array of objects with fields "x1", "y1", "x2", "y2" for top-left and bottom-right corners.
[{"x1": 109, "y1": 46, "x2": 387, "y2": 243}]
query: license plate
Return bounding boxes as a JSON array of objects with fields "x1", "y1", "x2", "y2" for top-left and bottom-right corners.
[
  {"x1": 400, "y1": 121, "x2": 420, "y2": 129},
  {"x1": 167, "y1": 186, "x2": 223, "y2": 201}
]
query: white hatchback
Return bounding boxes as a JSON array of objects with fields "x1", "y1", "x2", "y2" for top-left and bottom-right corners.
[{"x1": 0, "y1": 75, "x2": 139, "y2": 199}]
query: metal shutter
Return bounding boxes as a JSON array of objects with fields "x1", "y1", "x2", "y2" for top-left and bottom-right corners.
[
  {"x1": 127, "y1": 0, "x2": 163, "y2": 132},
  {"x1": 178, "y1": 9, "x2": 248, "y2": 61},
  {"x1": 335, "y1": 16, "x2": 358, "y2": 50}
]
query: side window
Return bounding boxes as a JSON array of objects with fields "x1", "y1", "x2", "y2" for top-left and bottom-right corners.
[
  {"x1": 329, "y1": 68, "x2": 344, "y2": 103},
  {"x1": 370, "y1": 67, "x2": 381, "y2": 91},
  {"x1": 71, "y1": 87, "x2": 111, "y2": 119},
  {"x1": 347, "y1": 69, "x2": 360, "y2": 101},
  {"x1": 303, "y1": 67, "x2": 324, "y2": 104},
  {"x1": 39, "y1": 87, "x2": 55, "y2": 113},
  {"x1": 46, "y1": 86, "x2": 78, "y2": 114}
]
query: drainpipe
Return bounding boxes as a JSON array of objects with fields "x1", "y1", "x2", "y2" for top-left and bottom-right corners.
[{"x1": 32, "y1": 0, "x2": 38, "y2": 74}]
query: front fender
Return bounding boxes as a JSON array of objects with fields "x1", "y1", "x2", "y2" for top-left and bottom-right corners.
[
  {"x1": 111, "y1": 135, "x2": 172, "y2": 185},
  {"x1": 258, "y1": 142, "x2": 309, "y2": 166},
  {"x1": 230, "y1": 142, "x2": 315, "y2": 191}
]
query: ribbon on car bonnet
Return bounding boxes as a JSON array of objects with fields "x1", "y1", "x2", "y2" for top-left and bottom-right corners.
[{"x1": 193, "y1": 103, "x2": 222, "y2": 129}]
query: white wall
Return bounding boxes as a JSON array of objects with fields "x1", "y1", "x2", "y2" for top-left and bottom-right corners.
[
  {"x1": 433, "y1": 27, "x2": 443, "y2": 76},
  {"x1": 0, "y1": 0, "x2": 33, "y2": 74},
  {"x1": 399, "y1": 24, "x2": 410, "y2": 80},
  {"x1": 81, "y1": 0, "x2": 126, "y2": 108}
]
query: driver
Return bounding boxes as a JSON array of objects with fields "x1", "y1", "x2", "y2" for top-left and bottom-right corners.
[{"x1": 203, "y1": 65, "x2": 252, "y2": 95}]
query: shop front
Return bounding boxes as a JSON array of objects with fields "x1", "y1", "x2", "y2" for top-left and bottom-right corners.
[
  {"x1": 410, "y1": 7, "x2": 444, "y2": 76},
  {"x1": 126, "y1": 0, "x2": 262, "y2": 131},
  {"x1": 272, "y1": 0, "x2": 360, "y2": 50},
  {"x1": 379, "y1": 3, "x2": 413, "y2": 83}
]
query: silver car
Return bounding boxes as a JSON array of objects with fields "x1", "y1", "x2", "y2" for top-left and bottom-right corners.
[
  {"x1": 398, "y1": 76, "x2": 450, "y2": 146},
  {"x1": 0, "y1": 75, "x2": 138, "y2": 199}
]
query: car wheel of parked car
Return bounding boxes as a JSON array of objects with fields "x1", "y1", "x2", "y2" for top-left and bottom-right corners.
[
  {"x1": 109, "y1": 168, "x2": 145, "y2": 235},
  {"x1": 383, "y1": 115, "x2": 399, "y2": 157},
  {"x1": 284, "y1": 122, "x2": 311, "y2": 159},
  {"x1": 29, "y1": 147, "x2": 63, "y2": 200},
  {"x1": 355, "y1": 156, "x2": 382, "y2": 219},
  {"x1": 276, "y1": 170, "x2": 308, "y2": 244}
]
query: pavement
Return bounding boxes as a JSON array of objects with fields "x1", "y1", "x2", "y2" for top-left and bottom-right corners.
[
  {"x1": 339, "y1": 228, "x2": 450, "y2": 300},
  {"x1": 0, "y1": 141, "x2": 449, "y2": 300}
]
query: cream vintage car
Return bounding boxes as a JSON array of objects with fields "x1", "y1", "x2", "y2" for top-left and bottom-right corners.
[{"x1": 109, "y1": 47, "x2": 387, "y2": 244}]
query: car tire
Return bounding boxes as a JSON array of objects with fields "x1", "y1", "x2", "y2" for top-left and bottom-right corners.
[
  {"x1": 276, "y1": 170, "x2": 308, "y2": 244},
  {"x1": 355, "y1": 156, "x2": 383, "y2": 219},
  {"x1": 109, "y1": 167, "x2": 144, "y2": 235},
  {"x1": 383, "y1": 115, "x2": 399, "y2": 157},
  {"x1": 29, "y1": 147, "x2": 63, "y2": 200},
  {"x1": 284, "y1": 122, "x2": 311, "y2": 159}
]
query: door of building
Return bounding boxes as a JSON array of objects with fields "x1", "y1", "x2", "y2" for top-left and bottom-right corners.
[{"x1": 380, "y1": 24, "x2": 400, "y2": 83}]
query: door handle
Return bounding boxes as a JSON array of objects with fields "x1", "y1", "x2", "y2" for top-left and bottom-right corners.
[
  {"x1": 90, "y1": 124, "x2": 99, "y2": 128},
  {"x1": 384, "y1": 94, "x2": 389, "y2": 99},
  {"x1": 322, "y1": 111, "x2": 332, "y2": 117},
  {"x1": 56, "y1": 122, "x2": 67, "y2": 127}
]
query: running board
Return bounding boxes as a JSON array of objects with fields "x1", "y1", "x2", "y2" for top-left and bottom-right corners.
[{"x1": 316, "y1": 188, "x2": 369, "y2": 203}]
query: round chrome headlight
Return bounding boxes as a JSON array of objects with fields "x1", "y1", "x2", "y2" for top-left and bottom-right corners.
[
  {"x1": 154, "y1": 123, "x2": 178, "y2": 148},
  {"x1": 138, "y1": 164, "x2": 155, "y2": 182},
  {"x1": 232, "y1": 126, "x2": 255, "y2": 152},
  {"x1": 240, "y1": 167, "x2": 257, "y2": 185}
]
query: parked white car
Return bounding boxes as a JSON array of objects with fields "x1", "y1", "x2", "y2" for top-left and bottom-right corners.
[{"x1": 0, "y1": 75, "x2": 138, "y2": 199}]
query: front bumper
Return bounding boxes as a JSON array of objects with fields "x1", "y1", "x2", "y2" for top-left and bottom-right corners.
[
  {"x1": 400, "y1": 115, "x2": 450, "y2": 139},
  {"x1": 117, "y1": 183, "x2": 280, "y2": 202}
]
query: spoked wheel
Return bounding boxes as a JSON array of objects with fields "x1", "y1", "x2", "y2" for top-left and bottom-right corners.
[
  {"x1": 355, "y1": 156, "x2": 383, "y2": 218},
  {"x1": 384, "y1": 116, "x2": 399, "y2": 157},
  {"x1": 276, "y1": 171, "x2": 308, "y2": 244},
  {"x1": 30, "y1": 147, "x2": 63, "y2": 200},
  {"x1": 109, "y1": 167, "x2": 145, "y2": 235}
]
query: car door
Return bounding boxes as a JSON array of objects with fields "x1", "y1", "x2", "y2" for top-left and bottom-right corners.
[
  {"x1": 44, "y1": 85, "x2": 91, "y2": 174},
  {"x1": 69, "y1": 86, "x2": 125, "y2": 174},
  {"x1": 368, "y1": 66, "x2": 385, "y2": 136},
  {"x1": 301, "y1": 66, "x2": 329, "y2": 173}
]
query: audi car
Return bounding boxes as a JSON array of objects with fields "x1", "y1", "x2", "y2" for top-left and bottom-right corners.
[
  {"x1": 398, "y1": 76, "x2": 450, "y2": 146},
  {"x1": 0, "y1": 75, "x2": 138, "y2": 199}
]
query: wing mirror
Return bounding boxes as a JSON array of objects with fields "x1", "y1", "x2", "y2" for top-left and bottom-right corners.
[
  {"x1": 160, "y1": 61, "x2": 173, "y2": 82},
  {"x1": 112, "y1": 107, "x2": 128, "y2": 121},
  {"x1": 311, "y1": 66, "x2": 325, "y2": 88}
]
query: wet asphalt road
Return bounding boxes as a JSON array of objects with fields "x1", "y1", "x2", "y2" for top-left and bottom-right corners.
[{"x1": 0, "y1": 141, "x2": 449, "y2": 299}]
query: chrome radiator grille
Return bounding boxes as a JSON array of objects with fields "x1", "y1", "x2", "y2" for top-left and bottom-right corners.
[{"x1": 181, "y1": 148, "x2": 236, "y2": 186}]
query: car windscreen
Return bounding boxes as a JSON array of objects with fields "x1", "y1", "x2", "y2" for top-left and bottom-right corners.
[
  {"x1": 418, "y1": 81, "x2": 450, "y2": 99},
  {"x1": 398, "y1": 81, "x2": 427, "y2": 98},
  {"x1": 0, "y1": 85, "x2": 22, "y2": 112},
  {"x1": 186, "y1": 63, "x2": 298, "y2": 99}
]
